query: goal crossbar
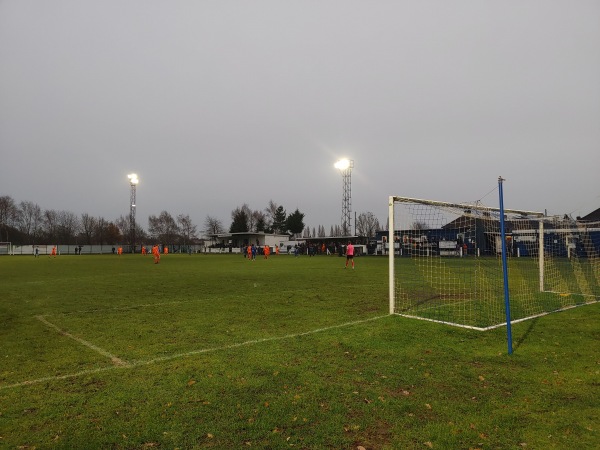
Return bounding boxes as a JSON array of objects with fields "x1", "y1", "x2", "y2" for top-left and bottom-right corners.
[{"x1": 390, "y1": 196, "x2": 545, "y2": 218}]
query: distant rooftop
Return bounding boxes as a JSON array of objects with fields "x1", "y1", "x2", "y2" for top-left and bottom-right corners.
[{"x1": 578, "y1": 207, "x2": 600, "y2": 222}]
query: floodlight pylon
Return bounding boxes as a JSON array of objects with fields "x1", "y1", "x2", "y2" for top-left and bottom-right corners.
[
  {"x1": 127, "y1": 174, "x2": 139, "y2": 252},
  {"x1": 334, "y1": 159, "x2": 354, "y2": 236}
]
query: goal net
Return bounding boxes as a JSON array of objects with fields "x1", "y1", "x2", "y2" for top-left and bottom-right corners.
[
  {"x1": 388, "y1": 197, "x2": 600, "y2": 330},
  {"x1": 0, "y1": 242, "x2": 11, "y2": 255}
]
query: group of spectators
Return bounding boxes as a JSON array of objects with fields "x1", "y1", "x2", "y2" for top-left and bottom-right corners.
[{"x1": 240, "y1": 242, "x2": 356, "y2": 258}]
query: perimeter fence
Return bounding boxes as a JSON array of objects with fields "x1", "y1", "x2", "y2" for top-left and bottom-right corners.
[{"x1": 5, "y1": 244, "x2": 211, "y2": 255}]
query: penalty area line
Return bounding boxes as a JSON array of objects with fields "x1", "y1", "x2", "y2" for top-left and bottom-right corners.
[
  {"x1": 0, "y1": 365, "x2": 125, "y2": 391},
  {"x1": 139, "y1": 314, "x2": 390, "y2": 366},
  {"x1": 2, "y1": 315, "x2": 389, "y2": 390},
  {"x1": 35, "y1": 315, "x2": 130, "y2": 367}
]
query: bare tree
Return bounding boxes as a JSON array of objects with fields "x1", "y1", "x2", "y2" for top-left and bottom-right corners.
[
  {"x1": 356, "y1": 212, "x2": 381, "y2": 238},
  {"x1": 93, "y1": 217, "x2": 107, "y2": 244},
  {"x1": 318, "y1": 225, "x2": 326, "y2": 238},
  {"x1": 264, "y1": 200, "x2": 279, "y2": 232},
  {"x1": 0, "y1": 196, "x2": 19, "y2": 241},
  {"x1": 56, "y1": 210, "x2": 80, "y2": 244},
  {"x1": 80, "y1": 213, "x2": 97, "y2": 244},
  {"x1": 411, "y1": 221, "x2": 429, "y2": 230},
  {"x1": 43, "y1": 209, "x2": 59, "y2": 242},
  {"x1": 204, "y1": 215, "x2": 224, "y2": 235},
  {"x1": 265, "y1": 200, "x2": 278, "y2": 217},
  {"x1": 18, "y1": 201, "x2": 42, "y2": 243},
  {"x1": 104, "y1": 221, "x2": 122, "y2": 245},
  {"x1": 148, "y1": 211, "x2": 179, "y2": 243},
  {"x1": 177, "y1": 214, "x2": 197, "y2": 244},
  {"x1": 115, "y1": 215, "x2": 131, "y2": 241}
]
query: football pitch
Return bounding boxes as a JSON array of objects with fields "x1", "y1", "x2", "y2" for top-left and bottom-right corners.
[{"x1": 1, "y1": 254, "x2": 598, "y2": 448}]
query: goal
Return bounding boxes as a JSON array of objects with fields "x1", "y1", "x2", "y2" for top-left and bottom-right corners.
[
  {"x1": 537, "y1": 218, "x2": 600, "y2": 302},
  {"x1": 388, "y1": 197, "x2": 600, "y2": 330},
  {"x1": 0, "y1": 242, "x2": 11, "y2": 255}
]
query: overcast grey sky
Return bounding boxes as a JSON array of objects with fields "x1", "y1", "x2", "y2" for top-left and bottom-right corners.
[{"x1": 1, "y1": 0, "x2": 599, "y2": 232}]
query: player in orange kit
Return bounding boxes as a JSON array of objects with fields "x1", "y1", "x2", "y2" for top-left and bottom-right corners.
[{"x1": 152, "y1": 245, "x2": 160, "y2": 264}]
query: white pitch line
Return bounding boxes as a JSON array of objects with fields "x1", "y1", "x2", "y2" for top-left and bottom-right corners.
[
  {"x1": 2, "y1": 315, "x2": 389, "y2": 390},
  {"x1": 138, "y1": 314, "x2": 389, "y2": 366},
  {"x1": 0, "y1": 365, "x2": 125, "y2": 390},
  {"x1": 41, "y1": 300, "x2": 198, "y2": 317},
  {"x1": 35, "y1": 315, "x2": 130, "y2": 367}
]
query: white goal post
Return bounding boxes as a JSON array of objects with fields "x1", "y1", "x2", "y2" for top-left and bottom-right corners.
[
  {"x1": 388, "y1": 196, "x2": 600, "y2": 330},
  {"x1": 0, "y1": 242, "x2": 12, "y2": 255}
]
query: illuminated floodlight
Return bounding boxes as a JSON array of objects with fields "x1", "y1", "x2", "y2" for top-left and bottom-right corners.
[
  {"x1": 127, "y1": 173, "x2": 139, "y2": 185},
  {"x1": 334, "y1": 159, "x2": 351, "y2": 171}
]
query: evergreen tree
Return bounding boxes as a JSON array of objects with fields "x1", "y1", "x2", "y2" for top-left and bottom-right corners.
[
  {"x1": 285, "y1": 209, "x2": 305, "y2": 236},
  {"x1": 271, "y1": 206, "x2": 287, "y2": 234},
  {"x1": 230, "y1": 207, "x2": 249, "y2": 233},
  {"x1": 254, "y1": 214, "x2": 267, "y2": 232}
]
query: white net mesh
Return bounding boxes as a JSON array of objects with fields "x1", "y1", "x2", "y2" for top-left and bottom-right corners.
[{"x1": 389, "y1": 197, "x2": 600, "y2": 330}]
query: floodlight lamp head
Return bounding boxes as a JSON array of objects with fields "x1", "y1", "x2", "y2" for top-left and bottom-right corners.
[
  {"x1": 127, "y1": 173, "x2": 139, "y2": 185},
  {"x1": 334, "y1": 159, "x2": 352, "y2": 171}
]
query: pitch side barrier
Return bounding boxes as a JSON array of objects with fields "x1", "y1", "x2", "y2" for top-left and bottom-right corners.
[{"x1": 7, "y1": 244, "x2": 206, "y2": 255}]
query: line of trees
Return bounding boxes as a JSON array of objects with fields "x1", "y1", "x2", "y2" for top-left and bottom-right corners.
[
  {"x1": 226, "y1": 201, "x2": 382, "y2": 239},
  {"x1": 228, "y1": 201, "x2": 305, "y2": 236},
  {"x1": 0, "y1": 195, "x2": 199, "y2": 246},
  {"x1": 301, "y1": 212, "x2": 381, "y2": 239},
  {"x1": 1, "y1": 195, "x2": 382, "y2": 246}
]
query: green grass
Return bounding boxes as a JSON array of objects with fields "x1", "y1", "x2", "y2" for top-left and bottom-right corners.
[
  {"x1": 395, "y1": 256, "x2": 599, "y2": 329},
  {"x1": 1, "y1": 254, "x2": 598, "y2": 449}
]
